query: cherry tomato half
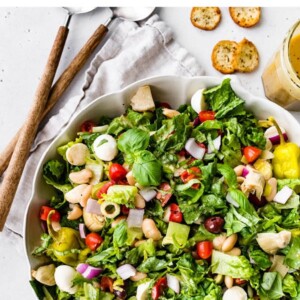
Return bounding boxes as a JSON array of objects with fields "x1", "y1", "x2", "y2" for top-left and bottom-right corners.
[
  {"x1": 152, "y1": 277, "x2": 167, "y2": 300},
  {"x1": 196, "y1": 241, "x2": 213, "y2": 259},
  {"x1": 80, "y1": 120, "x2": 96, "y2": 133},
  {"x1": 243, "y1": 146, "x2": 262, "y2": 163},
  {"x1": 169, "y1": 203, "x2": 183, "y2": 223},
  {"x1": 40, "y1": 206, "x2": 61, "y2": 222},
  {"x1": 109, "y1": 163, "x2": 127, "y2": 182},
  {"x1": 235, "y1": 278, "x2": 247, "y2": 285},
  {"x1": 121, "y1": 205, "x2": 130, "y2": 215},
  {"x1": 199, "y1": 111, "x2": 215, "y2": 123},
  {"x1": 85, "y1": 232, "x2": 103, "y2": 251},
  {"x1": 96, "y1": 181, "x2": 114, "y2": 199},
  {"x1": 156, "y1": 182, "x2": 172, "y2": 207}
]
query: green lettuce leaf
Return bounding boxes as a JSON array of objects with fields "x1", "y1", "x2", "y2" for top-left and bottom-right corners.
[
  {"x1": 283, "y1": 274, "x2": 298, "y2": 298},
  {"x1": 285, "y1": 236, "x2": 300, "y2": 269},
  {"x1": 259, "y1": 272, "x2": 284, "y2": 299},
  {"x1": 102, "y1": 185, "x2": 138, "y2": 208}
]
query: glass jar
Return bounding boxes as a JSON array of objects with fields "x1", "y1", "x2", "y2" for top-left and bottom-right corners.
[{"x1": 262, "y1": 20, "x2": 300, "y2": 110}]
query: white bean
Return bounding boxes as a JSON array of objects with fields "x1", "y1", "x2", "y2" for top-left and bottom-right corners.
[
  {"x1": 142, "y1": 219, "x2": 162, "y2": 241},
  {"x1": 224, "y1": 275, "x2": 234, "y2": 289},
  {"x1": 130, "y1": 272, "x2": 147, "y2": 282},
  {"x1": 222, "y1": 234, "x2": 238, "y2": 252},
  {"x1": 134, "y1": 194, "x2": 146, "y2": 209},
  {"x1": 225, "y1": 247, "x2": 241, "y2": 256},
  {"x1": 69, "y1": 169, "x2": 93, "y2": 184},
  {"x1": 234, "y1": 165, "x2": 245, "y2": 176},
  {"x1": 67, "y1": 204, "x2": 83, "y2": 220},
  {"x1": 212, "y1": 234, "x2": 227, "y2": 251},
  {"x1": 65, "y1": 184, "x2": 92, "y2": 205}
]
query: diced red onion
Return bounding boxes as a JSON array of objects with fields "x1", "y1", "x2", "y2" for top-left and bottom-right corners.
[
  {"x1": 242, "y1": 168, "x2": 249, "y2": 177},
  {"x1": 139, "y1": 188, "x2": 157, "y2": 202},
  {"x1": 163, "y1": 206, "x2": 171, "y2": 222},
  {"x1": 167, "y1": 274, "x2": 180, "y2": 294},
  {"x1": 207, "y1": 135, "x2": 221, "y2": 154},
  {"x1": 127, "y1": 209, "x2": 144, "y2": 228},
  {"x1": 117, "y1": 264, "x2": 136, "y2": 280},
  {"x1": 273, "y1": 186, "x2": 293, "y2": 204},
  {"x1": 40, "y1": 220, "x2": 48, "y2": 233},
  {"x1": 226, "y1": 193, "x2": 239, "y2": 208},
  {"x1": 79, "y1": 223, "x2": 87, "y2": 239},
  {"x1": 76, "y1": 263, "x2": 89, "y2": 274},
  {"x1": 264, "y1": 126, "x2": 288, "y2": 145},
  {"x1": 185, "y1": 138, "x2": 206, "y2": 160},
  {"x1": 77, "y1": 264, "x2": 102, "y2": 279},
  {"x1": 86, "y1": 198, "x2": 101, "y2": 215}
]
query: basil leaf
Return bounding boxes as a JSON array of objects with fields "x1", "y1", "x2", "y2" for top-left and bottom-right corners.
[{"x1": 117, "y1": 128, "x2": 150, "y2": 153}]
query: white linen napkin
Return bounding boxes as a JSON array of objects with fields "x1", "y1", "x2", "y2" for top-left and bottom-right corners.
[{"x1": 5, "y1": 14, "x2": 204, "y2": 235}]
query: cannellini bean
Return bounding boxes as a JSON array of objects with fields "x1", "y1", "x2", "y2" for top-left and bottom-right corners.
[
  {"x1": 225, "y1": 247, "x2": 241, "y2": 256},
  {"x1": 130, "y1": 272, "x2": 147, "y2": 282},
  {"x1": 237, "y1": 176, "x2": 245, "y2": 183},
  {"x1": 214, "y1": 274, "x2": 223, "y2": 284},
  {"x1": 111, "y1": 216, "x2": 126, "y2": 228},
  {"x1": 66, "y1": 143, "x2": 89, "y2": 166},
  {"x1": 222, "y1": 234, "x2": 238, "y2": 252},
  {"x1": 67, "y1": 204, "x2": 83, "y2": 220},
  {"x1": 234, "y1": 165, "x2": 245, "y2": 176},
  {"x1": 135, "y1": 194, "x2": 146, "y2": 209},
  {"x1": 162, "y1": 108, "x2": 180, "y2": 118},
  {"x1": 224, "y1": 275, "x2": 234, "y2": 289},
  {"x1": 126, "y1": 171, "x2": 136, "y2": 186},
  {"x1": 265, "y1": 177, "x2": 277, "y2": 202},
  {"x1": 142, "y1": 219, "x2": 162, "y2": 241},
  {"x1": 69, "y1": 169, "x2": 93, "y2": 184},
  {"x1": 212, "y1": 233, "x2": 227, "y2": 251},
  {"x1": 65, "y1": 184, "x2": 92, "y2": 205}
]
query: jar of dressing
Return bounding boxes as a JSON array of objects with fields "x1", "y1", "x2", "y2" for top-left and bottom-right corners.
[{"x1": 262, "y1": 20, "x2": 300, "y2": 110}]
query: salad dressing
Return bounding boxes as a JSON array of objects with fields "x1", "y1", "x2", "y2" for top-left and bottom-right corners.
[{"x1": 289, "y1": 33, "x2": 300, "y2": 77}]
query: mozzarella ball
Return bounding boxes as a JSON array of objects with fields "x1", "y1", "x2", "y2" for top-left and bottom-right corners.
[
  {"x1": 66, "y1": 143, "x2": 89, "y2": 166},
  {"x1": 54, "y1": 265, "x2": 78, "y2": 294},
  {"x1": 223, "y1": 286, "x2": 248, "y2": 300},
  {"x1": 191, "y1": 88, "x2": 206, "y2": 113},
  {"x1": 92, "y1": 134, "x2": 118, "y2": 161}
]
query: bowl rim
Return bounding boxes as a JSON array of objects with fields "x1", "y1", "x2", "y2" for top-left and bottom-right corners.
[{"x1": 23, "y1": 74, "x2": 300, "y2": 284}]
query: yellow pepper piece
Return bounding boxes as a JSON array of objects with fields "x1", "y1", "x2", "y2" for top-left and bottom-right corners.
[{"x1": 269, "y1": 117, "x2": 300, "y2": 179}]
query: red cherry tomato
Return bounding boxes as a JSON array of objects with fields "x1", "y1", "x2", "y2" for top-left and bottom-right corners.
[
  {"x1": 199, "y1": 111, "x2": 215, "y2": 123},
  {"x1": 152, "y1": 277, "x2": 167, "y2": 300},
  {"x1": 80, "y1": 120, "x2": 96, "y2": 133},
  {"x1": 100, "y1": 276, "x2": 114, "y2": 293},
  {"x1": 178, "y1": 149, "x2": 188, "y2": 157},
  {"x1": 243, "y1": 146, "x2": 262, "y2": 163},
  {"x1": 196, "y1": 241, "x2": 213, "y2": 259},
  {"x1": 96, "y1": 181, "x2": 114, "y2": 199},
  {"x1": 85, "y1": 232, "x2": 103, "y2": 251},
  {"x1": 40, "y1": 206, "x2": 61, "y2": 222},
  {"x1": 156, "y1": 182, "x2": 172, "y2": 207},
  {"x1": 169, "y1": 203, "x2": 183, "y2": 223},
  {"x1": 180, "y1": 170, "x2": 195, "y2": 183},
  {"x1": 109, "y1": 163, "x2": 127, "y2": 182}
]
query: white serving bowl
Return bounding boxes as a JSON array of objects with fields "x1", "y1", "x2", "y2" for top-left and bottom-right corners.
[{"x1": 24, "y1": 75, "x2": 300, "y2": 285}]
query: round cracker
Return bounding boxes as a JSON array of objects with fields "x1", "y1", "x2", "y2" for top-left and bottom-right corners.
[
  {"x1": 234, "y1": 38, "x2": 259, "y2": 72},
  {"x1": 229, "y1": 7, "x2": 261, "y2": 28},
  {"x1": 190, "y1": 7, "x2": 222, "y2": 31},
  {"x1": 211, "y1": 40, "x2": 238, "y2": 74}
]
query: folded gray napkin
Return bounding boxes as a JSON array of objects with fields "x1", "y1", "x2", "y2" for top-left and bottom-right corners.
[{"x1": 6, "y1": 14, "x2": 204, "y2": 235}]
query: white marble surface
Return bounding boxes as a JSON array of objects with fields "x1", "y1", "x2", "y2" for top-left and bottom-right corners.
[{"x1": 1, "y1": 7, "x2": 300, "y2": 299}]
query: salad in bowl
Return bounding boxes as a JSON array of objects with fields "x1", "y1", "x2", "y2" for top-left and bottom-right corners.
[{"x1": 26, "y1": 77, "x2": 300, "y2": 300}]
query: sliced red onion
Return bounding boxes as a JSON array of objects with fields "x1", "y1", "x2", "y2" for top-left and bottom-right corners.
[
  {"x1": 127, "y1": 209, "x2": 144, "y2": 228},
  {"x1": 139, "y1": 188, "x2": 157, "y2": 202},
  {"x1": 185, "y1": 138, "x2": 206, "y2": 160},
  {"x1": 117, "y1": 264, "x2": 136, "y2": 280},
  {"x1": 79, "y1": 223, "x2": 87, "y2": 239},
  {"x1": 264, "y1": 126, "x2": 288, "y2": 145},
  {"x1": 226, "y1": 193, "x2": 240, "y2": 208},
  {"x1": 207, "y1": 135, "x2": 221, "y2": 154},
  {"x1": 273, "y1": 186, "x2": 293, "y2": 204},
  {"x1": 86, "y1": 198, "x2": 101, "y2": 215},
  {"x1": 242, "y1": 168, "x2": 249, "y2": 177},
  {"x1": 163, "y1": 206, "x2": 171, "y2": 222},
  {"x1": 76, "y1": 263, "x2": 89, "y2": 274},
  {"x1": 77, "y1": 264, "x2": 102, "y2": 279},
  {"x1": 167, "y1": 274, "x2": 180, "y2": 294}
]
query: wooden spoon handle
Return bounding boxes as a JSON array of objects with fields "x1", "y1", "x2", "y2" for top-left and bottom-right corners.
[
  {"x1": 0, "y1": 26, "x2": 69, "y2": 231},
  {"x1": 0, "y1": 24, "x2": 108, "y2": 177}
]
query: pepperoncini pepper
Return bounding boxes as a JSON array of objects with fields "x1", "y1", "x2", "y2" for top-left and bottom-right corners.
[
  {"x1": 270, "y1": 117, "x2": 300, "y2": 179},
  {"x1": 46, "y1": 211, "x2": 85, "y2": 266}
]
